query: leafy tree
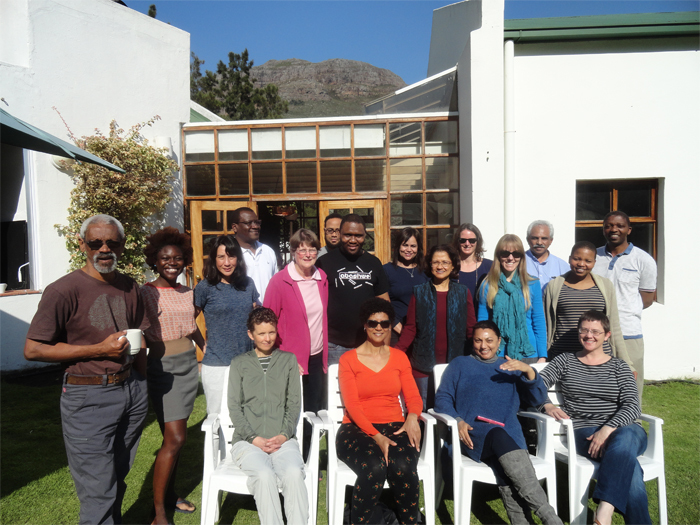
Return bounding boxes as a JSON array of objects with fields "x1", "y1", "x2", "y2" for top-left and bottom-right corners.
[
  {"x1": 190, "y1": 49, "x2": 288, "y2": 120},
  {"x1": 54, "y1": 113, "x2": 178, "y2": 283},
  {"x1": 148, "y1": 4, "x2": 156, "y2": 18}
]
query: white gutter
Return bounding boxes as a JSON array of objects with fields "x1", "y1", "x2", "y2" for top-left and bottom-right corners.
[{"x1": 504, "y1": 39, "x2": 515, "y2": 233}]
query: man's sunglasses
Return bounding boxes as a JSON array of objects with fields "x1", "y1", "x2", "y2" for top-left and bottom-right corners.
[
  {"x1": 366, "y1": 320, "x2": 391, "y2": 329},
  {"x1": 459, "y1": 237, "x2": 478, "y2": 244},
  {"x1": 84, "y1": 239, "x2": 123, "y2": 251}
]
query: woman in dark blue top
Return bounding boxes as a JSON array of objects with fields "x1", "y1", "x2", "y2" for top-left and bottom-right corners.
[
  {"x1": 382, "y1": 227, "x2": 428, "y2": 346},
  {"x1": 453, "y1": 223, "x2": 493, "y2": 305}
]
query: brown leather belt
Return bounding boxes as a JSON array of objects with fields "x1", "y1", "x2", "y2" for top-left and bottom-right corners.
[{"x1": 65, "y1": 367, "x2": 131, "y2": 386}]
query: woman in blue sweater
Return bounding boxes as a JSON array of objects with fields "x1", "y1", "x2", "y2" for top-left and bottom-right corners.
[
  {"x1": 477, "y1": 234, "x2": 547, "y2": 363},
  {"x1": 434, "y1": 321, "x2": 560, "y2": 524}
]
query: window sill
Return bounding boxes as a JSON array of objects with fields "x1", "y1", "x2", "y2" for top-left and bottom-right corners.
[{"x1": 0, "y1": 290, "x2": 41, "y2": 297}]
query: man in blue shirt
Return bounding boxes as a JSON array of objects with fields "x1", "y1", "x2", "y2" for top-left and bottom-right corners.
[{"x1": 525, "y1": 220, "x2": 570, "y2": 292}]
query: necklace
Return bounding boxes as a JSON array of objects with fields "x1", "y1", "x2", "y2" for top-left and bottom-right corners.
[{"x1": 403, "y1": 266, "x2": 415, "y2": 278}]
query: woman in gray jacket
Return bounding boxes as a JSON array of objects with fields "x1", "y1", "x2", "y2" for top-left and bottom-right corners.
[
  {"x1": 227, "y1": 308, "x2": 307, "y2": 525},
  {"x1": 543, "y1": 241, "x2": 632, "y2": 368}
]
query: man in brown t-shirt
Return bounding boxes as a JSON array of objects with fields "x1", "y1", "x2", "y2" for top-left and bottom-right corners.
[{"x1": 25, "y1": 214, "x2": 149, "y2": 525}]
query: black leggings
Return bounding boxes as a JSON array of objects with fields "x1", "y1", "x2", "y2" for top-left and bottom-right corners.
[
  {"x1": 336, "y1": 422, "x2": 420, "y2": 524},
  {"x1": 479, "y1": 427, "x2": 520, "y2": 486}
]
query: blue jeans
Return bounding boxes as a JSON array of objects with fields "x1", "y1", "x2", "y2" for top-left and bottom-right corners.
[
  {"x1": 574, "y1": 424, "x2": 651, "y2": 524},
  {"x1": 327, "y1": 342, "x2": 353, "y2": 366}
]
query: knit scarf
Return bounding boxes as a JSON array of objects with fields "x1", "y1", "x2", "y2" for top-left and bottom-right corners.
[{"x1": 492, "y1": 272, "x2": 535, "y2": 360}]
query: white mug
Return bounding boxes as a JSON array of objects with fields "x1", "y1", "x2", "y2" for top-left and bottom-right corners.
[
  {"x1": 0, "y1": 283, "x2": 7, "y2": 294},
  {"x1": 119, "y1": 329, "x2": 143, "y2": 355}
]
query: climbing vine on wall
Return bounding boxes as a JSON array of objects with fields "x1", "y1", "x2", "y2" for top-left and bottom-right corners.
[{"x1": 54, "y1": 113, "x2": 178, "y2": 283}]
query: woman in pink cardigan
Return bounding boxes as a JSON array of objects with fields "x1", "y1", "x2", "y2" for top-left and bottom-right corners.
[{"x1": 263, "y1": 228, "x2": 329, "y2": 456}]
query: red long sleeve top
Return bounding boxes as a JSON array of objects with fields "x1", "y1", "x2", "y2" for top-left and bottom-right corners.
[{"x1": 339, "y1": 348, "x2": 423, "y2": 436}]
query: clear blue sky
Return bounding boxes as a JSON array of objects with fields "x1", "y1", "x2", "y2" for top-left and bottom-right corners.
[{"x1": 128, "y1": 0, "x2": 699, "y2": 85}]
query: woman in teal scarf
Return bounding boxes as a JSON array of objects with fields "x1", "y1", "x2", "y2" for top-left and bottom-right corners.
[{"x1": 476, "y1": 234, "x2": 547, "y2": 363}]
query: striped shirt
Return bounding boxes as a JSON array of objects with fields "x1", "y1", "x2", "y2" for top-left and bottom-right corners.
[
  {"x1": 258, "y1": 355, "x2": 272, "y2": 373},
  {"x1": 540, "y1": 353, "x2": 640, "y2": 430},
  {"x1": 548, "y1": 284, "x2": 611, "y2": 360}
]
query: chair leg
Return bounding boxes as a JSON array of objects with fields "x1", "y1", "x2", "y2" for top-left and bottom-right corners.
[
  {"x1": 457, "y1": 472, "x2": 472, "y2": 525},
  {"x1": 569, "y1": 475, "x2": 589, "y2": 525},
  {"x1": 657, "y1": 474, "x2": 668, "y2": 525},
  {"x1": 202, "y1": 488, "x2": 221, "y2": 525},
  {"x1": 545, "y1": 473, "x2": 558, "y2": 514},
  {"x1": 422, "y1": 476, "x2": 435, "y2": 525},
  {"x1": 332, "y1": 481, "x2": 346, "y2": 525}
]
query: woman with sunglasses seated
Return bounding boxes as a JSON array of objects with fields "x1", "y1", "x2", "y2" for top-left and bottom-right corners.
[
  {"x1": 477, "y1": 234, "x2": 547, "y2": 364},
  {"x1": 337, "y1": 298, "x2": 423, "y2": 524},
  {"x1": 396, "y1": 244, "x2": 476, "y2": 409}
]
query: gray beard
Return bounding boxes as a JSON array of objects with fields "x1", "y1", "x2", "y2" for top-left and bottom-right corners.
[{"x1": 93, "y1": 253, "x2": 117, "y2": 274}]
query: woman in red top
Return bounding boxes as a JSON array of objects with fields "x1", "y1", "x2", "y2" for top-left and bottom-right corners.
[{"x1": 336, "y1": 298, "x2": 423, "y2": 524}]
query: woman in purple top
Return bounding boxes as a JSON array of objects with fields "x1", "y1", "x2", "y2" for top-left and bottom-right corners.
[
  {"x1": 453, "y1": 223, "x2": 493, "y2": 305},
  {"x1": 382, "y1": 228, "x2": 429, "y2": 346}
]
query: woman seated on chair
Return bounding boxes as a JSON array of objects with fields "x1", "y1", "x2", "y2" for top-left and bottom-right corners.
[
  {"x1": 336, "y1": 298, "x2": 423, "y2": 524},
  {"x1": 227, "y1": 308, "x2": 308, "y2": 525},
  {"x1": 539, "y1": 310, "x2": 649, "y2": 525},
  {"x1": 434, "y1": 320, "x2": 562, "y2": 525}
]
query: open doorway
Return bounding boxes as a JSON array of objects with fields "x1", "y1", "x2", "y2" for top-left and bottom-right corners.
[{"x1": 257, "y1": 201, "x2": 320, "y2": 267}]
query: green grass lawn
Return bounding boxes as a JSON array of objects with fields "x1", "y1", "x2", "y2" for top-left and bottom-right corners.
[{"x1": 1, "y1": 371, "x2": 697, "y2": 525}]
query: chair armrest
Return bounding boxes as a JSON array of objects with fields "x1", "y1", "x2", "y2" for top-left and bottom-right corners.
[
  {"x1": 418, "y1": 412, "x2": 436, "y2": 463},
  {"x1": 427, "y1": 409, "x2": 458, "y2": 427},
  {"x1": 639, "y1": 413, "x2": 664, "y2": 461},
  {"x1": 201, "y1": 413, "x2": 220, "y2": 434},
  {"x1": 317, "y1": 410, "x2": 334, "y2": 431},
  {"x1": 518, "y1": 410, "x2": 557, "y2": 463},
  {"x1": 202, "y1": 414, "x2": 222, "y2": 476},
  {"x1": 303, "y1": 412, "x2": 324, "y2": 478}
]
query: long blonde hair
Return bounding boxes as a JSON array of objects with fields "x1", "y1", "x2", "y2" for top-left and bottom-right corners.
[{"x1": 484, "y1": 234, "x2": 533, "y2": 309}]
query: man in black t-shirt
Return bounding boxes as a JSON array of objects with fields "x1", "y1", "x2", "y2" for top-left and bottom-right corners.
[{"x1": 316, "y1": 214, "x2": 390, "y2": 364}]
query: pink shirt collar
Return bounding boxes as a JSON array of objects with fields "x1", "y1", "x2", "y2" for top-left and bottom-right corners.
[{"x1": 287, "y1": 262, "x2": 321, "y2": 282}]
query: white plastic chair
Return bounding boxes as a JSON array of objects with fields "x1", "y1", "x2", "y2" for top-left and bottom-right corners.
[
  {"x1": 200, "y1": 366, "x2": 322, "y2": 525},
  {"x1": 318, "y1": 363, "x2": 436, "y2": 525},
  {"x1": 533, "y1": 363, "x2": 668, "y2": 525},
  {"x1": 429, "y1": 362, "x2": 558, "y2": 525}
]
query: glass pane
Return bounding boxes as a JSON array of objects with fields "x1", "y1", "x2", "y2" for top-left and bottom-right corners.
[
  {"x1": 354, "y1": 124, "x2": 386, "y2": 156},
  {"x1": 320, "y1": 126, "x2": 351, "y2": 158},
  {"x1": 390, "y1": 158, "x2": 422, "y2": 192},
  {"x1": 426, "y1": 228, "x2": 456, "y2": 249},
  {"x1": 202, "y1": 234, "x2": 219, "y2": 252},
  {"x1": 629, "y1": 223, "x2": 654, "y2": 255},
  {"x1": 286, "y1": 161, "x2": 317, "y2": 194},
  {"x1": 425, "y1": 121, "x2": 458, "y2": 154},
  {"x1": 218, "y1": 129, "x2": 248, "y2": 161},
  {"x1": 389, "y1": 122, "x2": 422, "y2": 156},
  {"x1": 185, "y1": 131, "x2": 215, "y2": 162},
  {"x1": 251, "y1": 129, "x2": 282, "y2": 160},
  {"x1": 576, "y1": 183, "x2": 611, "y2": 220},
  {"x1": 353, "y1": 208, "x2": 375, "y2": 229},
  {"x1": 426, "y1": 192, "x2": 458, "y2": 225},
  {"x1": 391, "y1": 194, "x2": 422, "y2": 226},
  {"x1": 355, "y1": 160, "x2": 386, "y2": 192},
  {"x1": 327, "y1": 207, "x2": 350, "y2": 216},
  {"x1": 575, "y1": 226, "x2": 603, "y2": 248},
  {"x1": 618, "y1": 183, "x2": 653, "y2": 217},
  {"x1": 320, "y1": 161, "x2": 351, "y2": 193},
  {"x1": 285, "y1": 127, "x2": 316, "y2": 159},
  {"x1": 362, "y1": 231, "x2": 375, "y2": 252},
  {"x1": 201, "y1": 210, "x2": 223, "y2": 232},
  {"x1": 425, "y1": 157, "x2": 458, "y2": 190},
  {"x1": 252, "y1": 163, "x2": 283, "y2": 194},
  {"x1": 185, "y1": 164, "x2": 216, "y2": 196},
  {"x1": 219, "y1": 164, "x2": 249, "y2": 195}
]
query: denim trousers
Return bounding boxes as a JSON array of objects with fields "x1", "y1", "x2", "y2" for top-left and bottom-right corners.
[
  {"x1": 573, "y1": 424, "x2": 651, "y2": 524},
  {"x1": 327, "y1": 342, "x2": 353, "y2": 366}
]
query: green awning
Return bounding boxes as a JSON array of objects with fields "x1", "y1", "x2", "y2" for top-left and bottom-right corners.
[{"x1": 0, "y1": 108, "x2": 125, "y2": 173}]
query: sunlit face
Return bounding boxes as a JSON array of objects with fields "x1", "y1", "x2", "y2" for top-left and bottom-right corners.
[
  {"x1": 156, "y1": 245, "x2": 185, "y2": 284},
  {"x1": 569, "y1": 248, "x2": 596, "y2": 278},
  {"x1": 399, "y1": 236, "x2": 419, "y2": 264},
  {"x1": 430, "y1": 250, "x2": 453, "y2": 281},
  {"x1": 340, "y1": 221, "x2": 365, "y2": 256},
  {"x1": 324, "y1": 218, "x2": 342, "y2": 248},
  {"x1": 364, "y1": 312, "x2": 391, "y2": 345},
  {"x1": 248, "y1": 321, "x2": 277, "y2": 353},
  {"x1": 293, "y1": 241, "x2": 318, "y2": 272},
  {"x1": 498, "y1": 245, "x2": 523, "y2": 275},
  {"x1": 603, "y1": 215, "x2": 632, "y2": 247},
  {"x1": 215, "y1": 244, "x2": 237, "y2": 282},
  {"x1": 527, "y1": 225, "x2": 553, "y2": 258},
  {"x1": 578, "y1": 320, "x2": 611, "y2": 353},
  {"x1": 80, "y1": 222, "x2": 124, "y2": 275},
  {"x1": 472, "y1": 328, "x2": 501, "y2": 360},
  {"x1": 458, "y1": 229, "x2": 478, "y2": 257},
  {"x1": 234, "y1": 210, "x2": 261, "y2": 244}
]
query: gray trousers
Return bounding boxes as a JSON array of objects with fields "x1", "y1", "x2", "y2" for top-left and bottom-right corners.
[
  {"x1": 231, "y1": 439, "x2": 309, "y2": 525},
  {"x1": 625, "y1": 336, "x2": 645, "y2": 402},
  {"x1": 60, "y1": 372, "x2": 148, "y2": 525}
]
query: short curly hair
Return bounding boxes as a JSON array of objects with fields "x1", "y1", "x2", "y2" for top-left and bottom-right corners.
[
  {"x1": 144, "y1": 227, "x2": 193, "y2": 267},
  {"x1": 358, "y1": 298, "x2": 395, "y2": 326},
  {"x1": 247, "y1": 307, "x2": 278, "y2": 331}
]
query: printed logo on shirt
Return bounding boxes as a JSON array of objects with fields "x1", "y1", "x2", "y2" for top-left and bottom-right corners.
[{"x1": 336, "y1": 266, "x2": 374, "y2": 289}]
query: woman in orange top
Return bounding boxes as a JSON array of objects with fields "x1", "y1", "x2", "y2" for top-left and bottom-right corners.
[{"x1": 336, "y1": 298, "x2": 423, "y2": 524}]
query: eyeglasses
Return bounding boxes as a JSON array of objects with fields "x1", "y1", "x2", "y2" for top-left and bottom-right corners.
[
  {"x1": 431, "y1": 261, "x2": 452, "y2": 268},
  {"x1": 238, "y1": 220, "x2": 262, "y2": 227},
  {"x1": 366, "y1": 320, "x2": 391, "y2": 329},
  {"x1": 84, "y1": 239, "x2": 123, "y2": 251},
  {"x1": 498, "y1": 250, "x2": 524, "y2": 259},
  {"x1": 459, "y1": 237, "x2": 478, "y2": 244},
  {"x1": 296, "y1": 249, "x2": 318, "y2": 256},
  {"x1": 578, "y1": 328, "x2": 605, "y2": 336},
  {"x1": 324, "y1": 228, "x2": 340, "y2": 235}
]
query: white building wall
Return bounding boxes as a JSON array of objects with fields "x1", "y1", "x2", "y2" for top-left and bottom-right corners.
[
  {"x1": 0, "y1": 0, "x2": 190, "y2": 371},
  {"x1": 507, "y1": 39, "x2": 700, "y2": 379}
]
